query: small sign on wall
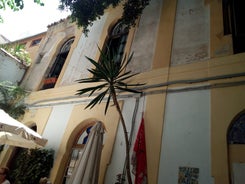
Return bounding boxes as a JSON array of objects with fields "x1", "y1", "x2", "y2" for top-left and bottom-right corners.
[{"x1": 178, "y1": 166, "x2": 199, "y2": 184}]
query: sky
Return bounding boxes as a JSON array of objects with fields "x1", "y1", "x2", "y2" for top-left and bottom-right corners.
[{"x1": 0, "y1": 0, "x2": 71, "y2": 41}]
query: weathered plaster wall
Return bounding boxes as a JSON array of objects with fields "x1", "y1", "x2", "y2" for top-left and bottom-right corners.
[
  {"x1": 171, "y1": 0, "x2": 210, "y2": 65},
  {"x1": 60, "y1": 14, "x2": 108, "y2": 86},
  {"x1": 127, "y1": 0, "x2": 163, "y2": 73},
  {"x1": 23, "y1": 33, "x2": 65, "y2": 90},
  {"x1": 0, "y1": 49, "x2": 26, "y2": 84},
  {"x1": 21, "y1": 19, "x2": 77, "y2": 91}
]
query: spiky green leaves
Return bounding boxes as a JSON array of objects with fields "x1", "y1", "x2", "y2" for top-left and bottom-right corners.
[{"x1": 76, "y1": 48, "x2": 144, "y2": 114}]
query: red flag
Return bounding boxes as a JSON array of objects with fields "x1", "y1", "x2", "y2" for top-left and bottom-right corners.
[{"x1": 131, "y1": 118, "x2": 147, "y2": 184}]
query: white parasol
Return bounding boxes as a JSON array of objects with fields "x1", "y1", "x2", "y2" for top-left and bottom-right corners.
[
  {"x1": 69, "y1": 121, "x2": 104, "y2": 184},
  {"x1": 0, "y1": 109, "x2": 47, "y2": 149}
]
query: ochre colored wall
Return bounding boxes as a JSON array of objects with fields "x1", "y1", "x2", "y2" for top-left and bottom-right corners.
[
  {"x1": 22, "y1": 108, "x2": 53, "y2": 134},
  {"x1": 50, "y1": 103, "x2": 122, "y2": 184},
  {"x1": 145, "y1": 94, "x2": 166, "y2": 183},
  {"x1": 152, "y1": 0, "x2": 177, "y2": 69},
  {"x1": 229, "y1": 145, "x2": 245, "y2": 163},
  {"x1": 211, "y1": 85, "x2": 245, "y2": 184},
  {"x1": 209, "y1": 0, "x2": 233, "y2": 58}
]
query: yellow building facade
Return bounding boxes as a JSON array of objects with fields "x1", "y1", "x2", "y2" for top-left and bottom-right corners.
[{"x1": 1, "y1": 0, "x2": 245, "y2": 183}]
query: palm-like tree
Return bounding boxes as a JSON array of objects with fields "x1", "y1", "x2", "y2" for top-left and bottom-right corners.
[
  {"x1": 0, "y1": 81, "x2": 27, "y2": 119},
  {"x1": 76, "y1": 48, "x2": 144, "y2": 184}
]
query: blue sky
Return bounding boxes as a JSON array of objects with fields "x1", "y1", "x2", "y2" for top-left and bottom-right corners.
[{"x1": 0, "y1": 0, "x2": 70, "y2": 41}]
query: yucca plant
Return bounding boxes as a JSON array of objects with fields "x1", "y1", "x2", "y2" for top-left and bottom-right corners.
[{"x1": 76, "y1": 48, "x2": 144, "y2": 184}]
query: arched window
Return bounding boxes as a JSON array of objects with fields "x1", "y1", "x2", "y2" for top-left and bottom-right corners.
[
  {"x1": 62, "y1": 125, "x2": 93, "y2": 184},
  {"x1": 227, "y1": 112, "x2": 245, "y2": 144},
  {"x1": 42, "y1": 37, "x2": 74, "y2": 89},
  {"x1": 102, "y1": 21, "x2": 129, "y2": 65},
  {"x1": 227, "y1": 111, "x2": 245, "y2": 184}
]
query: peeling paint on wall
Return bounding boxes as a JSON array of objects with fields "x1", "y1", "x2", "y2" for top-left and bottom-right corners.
[{"x1": 171, "y1": 0, "x2": 210, "y2": 66}]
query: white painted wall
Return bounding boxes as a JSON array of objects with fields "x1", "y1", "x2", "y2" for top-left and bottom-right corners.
[
  {"x1": 158, "y1": 90, "x2": 214, "y2": 184},
  {"x1": 42, "y1": 104, "x2": 74, "y2": 157},
  {"x1": 0, "y1": 49, "x2": 26, "y2": 84},
  {"x1": 60, "y1": 14, "x2": 108, "y2": 86},
  {"x1": 104, "y1": 97, "x2": 145, "y2": 184},
  {"x1": 232, "y1": 163, "x2": 245, "y2": 184}
]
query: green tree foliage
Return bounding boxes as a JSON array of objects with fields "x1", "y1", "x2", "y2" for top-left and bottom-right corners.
[
  {"x1": 0, "y1": 43, "x2": 31, "y2": 65},
  {"x1": 9, "y1": 148, "x2": 54, "y2": 184},
  {"x1": 76, "y1": 48, "x2": 144, "y2": 184},
  {"x1": 0, "y1": 0, "x2": 44, "y2": 22},
  {"x1": 59, "y1": 0, "x2": 151, "y2": 35},
  {"x1": 0, "y1": 81, "x2": 27, "y2": 119}
]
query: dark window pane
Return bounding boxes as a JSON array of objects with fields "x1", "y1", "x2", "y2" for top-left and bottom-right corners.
[{"x1": 228, "y1": 113, "x2": 245, "y2": 144}]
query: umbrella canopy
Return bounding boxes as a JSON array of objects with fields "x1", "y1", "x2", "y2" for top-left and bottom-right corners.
[
  {"x1": 69, "y1": 121, "x2": 104, "y2": 184},
  {"x1": 0, "y1": 109, "x2": 47, "y2": 149}
]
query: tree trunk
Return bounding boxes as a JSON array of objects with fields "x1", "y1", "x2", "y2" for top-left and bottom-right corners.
[{"x1": 111, "y1": 92, "x2": 133, "y2": 184}]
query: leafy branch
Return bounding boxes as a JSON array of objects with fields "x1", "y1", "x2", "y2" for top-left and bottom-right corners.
[
  {"x1": 59, "y1": 0, "x2": 151, "y2": 36},
  {"x1": 0, "y1": 43, "x2": 31, "y2": 66},
  {"x1": 0, "y1": 0, "x2": 44, "y2": 23}
]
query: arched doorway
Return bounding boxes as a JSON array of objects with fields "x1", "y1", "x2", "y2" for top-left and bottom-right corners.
[
  {"x1": 227, "y1": 110, "x2": 245, "y2": 184},
  {"x1": 62, "y1": 120, "x2": 104, "y2": 184}
]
